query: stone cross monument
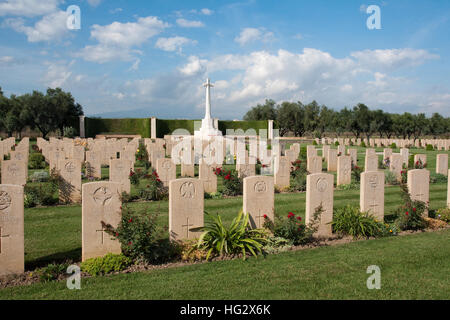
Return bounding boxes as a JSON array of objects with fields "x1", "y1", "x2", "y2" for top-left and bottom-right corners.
[{"x1": 194, "y1": 78, "x2": 222, "y2": 140}]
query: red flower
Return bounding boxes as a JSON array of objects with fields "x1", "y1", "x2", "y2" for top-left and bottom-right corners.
[
  {"x1": 296, "y1": 216, "x2": 302, "y2": 221},
  {"x1": 128, "y1": 218, "x2": 133, "y2": 223},
  {"x1": 263, "y1": 214, "x2": 268, "y2": 219},
  {"x1": 115, "y1": 232, "x2": 119, "y2": 237},
  {"x1": 225, "y1": 174, "x2": 231, "y2": 180},
  {"x1": 288, "y1": 212, "x2": 295, "y2": 218},
  {"x1": 157, "y1": 178, "x2": 161, "y2": 182},
  {"x1": 128, "y1": 241, "x2": 132, "y2": 246},
  {"x1": 405, "y1": 212, "x2": 409, "y2": 216},
  {"x1": 413, "y1": 208, "x2": 416, "y2": 212}
]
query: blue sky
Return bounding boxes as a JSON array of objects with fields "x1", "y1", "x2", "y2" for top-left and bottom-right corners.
[{"x1": 0, "y1": 0, "x2": 449, "y2": 119}]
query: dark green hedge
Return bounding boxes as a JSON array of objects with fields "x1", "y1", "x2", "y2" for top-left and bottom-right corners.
[
  {"x1": 156, "y1": 119, "x2": 199, "y2": 137},
  {"x1": 85, "y1": 118, "x2": 151, "y2": 138},
  {"x1": 85, "y1": 117, "x2": 269, "y2": 138}
]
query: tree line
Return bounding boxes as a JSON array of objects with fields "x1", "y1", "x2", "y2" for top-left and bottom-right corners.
[
  {"x1": 244, "y1": 99, "x2": 450, "y2": 140},
  {"x1": 0, "y1": 87, "x2": 84, "y2": 138}
]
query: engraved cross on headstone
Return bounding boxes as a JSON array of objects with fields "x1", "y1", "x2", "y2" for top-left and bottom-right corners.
[
  {"x1": 255, "y1": 210, "x2": 265, "y2": 228},
  {"x1": 96, "y1": 228, "x2": 107, "y2": 245},
  {"x1": 182, "y1": 217, "x2": 194, "y2": 238},
  {"x1": 0, "y1": 227, "x2": 10, "y2": 254}
]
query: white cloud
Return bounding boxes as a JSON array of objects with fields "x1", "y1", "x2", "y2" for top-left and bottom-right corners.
[
  {"x1": 172, "y1": 47, "x2": 444, "y2": 117},
  {"x1": 235, "y1": 27, "x2": 274, "y2": 46},
  {"x1": 87, "y1": 0, "x2": 102, "y2": 7},
  {"x1": 90, "y1": 16, "x2": 168, "y2": 47},
  {"x1": 4, "y1": 10, "x2": 69, "y2": 42},
  {"x1": 0, "y1": 0, "x2": 60, "y2": 17},
  {"x1": 176, "y1": 18, "x2": 204, "y2": 28},
  {"x1": 77, "y1": 16, "x2": 169, "y2": 63},
  {"x1": 109, "y1": 8, "x2": 123, "y2": 14},
  {"x1": 351, "y1": 48, "x2": 439, "y2": 70},
  {"x1": 76, "y1": 44, "x2": 133, "y2": 63},
  {"x1": 155, "y1": 36, "x2": 197, "y2": 52},
  {"x1": 113, "y1": 92, "x2": 125, "y2": 100},
  {"x1": 43, "y1": 61, "x2": 74, "y2": 87},
  {"x1": 0, "y1": 56, "x2": 14, "y2": 64},
  {"x1": 201, "y1": 8, "x2": 213, "y2": 15},
  {"x1": 179, "y1": 55, "x2": 207, "y2": 76}
]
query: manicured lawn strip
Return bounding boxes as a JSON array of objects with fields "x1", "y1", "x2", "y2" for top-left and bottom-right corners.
[
  {"x1": 1, "y1": 229, "x2": 449, "y2": 299},
  {"x1": 22, "y1": 183, "x2": 449, "y2": 268}
]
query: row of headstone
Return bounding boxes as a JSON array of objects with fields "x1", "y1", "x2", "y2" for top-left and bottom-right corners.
[{"x1": 320, "y1": 137, "x2": 450, "y2": 150}]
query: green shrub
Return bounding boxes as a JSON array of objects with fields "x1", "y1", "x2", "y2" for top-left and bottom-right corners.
[
  {"x1": 414, "y1": 158, "x2": 426, "y2": 169},
  {"x1": 204, "y1": 192, "x2": 223, "y2": 199},
  {"x1": 379, "y1": 223, "x2": 400, "y2": 237},
  {"x1": 390, "y1": 143, "x2": 397, "y2": 149},
  {"x1": 129, "y1": 169, "x2": 140, "y2": 186},
  {"x1": 430, "y1": 173, "x2": 447, "y2": 184},
  {"x1": 299, "y1": 145, "x2": 307, "y2": 159},
  {"x1": 30, "y1": 171, "x2": 50, "y2": 183},
  {"x1": 135, "y1": 142, "x2": 150, "y2": 169},
  {"x1": 379, "y1": 157, "x2": 389, "y2": 169},
  {"x1": 262, "y1": 236, "x2": 293, "y2": 254},
  {"x1": 264, "y1": 207, "x2": 321, "y2": 245},
  {"x1": 408, "y1": 154, "x2": 415, "y2": 169},
  {"x1": 290, "y1": 174, "x2": 307, "y2": 192},
  {"x1": 135, "y1": 169, "x2": 167, "y2": 201},
  {"x1": 214, "y1": 167, "x2": 243, "y2": 196},
  {"x1": 351, "y1": 163, "x2": 363, "y2": 182},
  {"x1": 103, "y1": 205, "x2": 174, "y2": 263},
  {"x1": 426, "y1": 144, "x2": 434, "y2": 151},
  {"x1": 360, "y1": 141, "x2": 366, "y2": 148},
  {"x1": 331, "y1": 205, "x2": 383, "y2": 239},
  {"x1": 435, "y1": 208, "x2": 450, "y2": 223},
  {"x1": 334, "y1": 141, "x2": 340, "y2": 146},
  {"x1": 289, "y1": 159, "x2": 308, "y2": 192},
  {"x1": 81, "y1": 253, "x2": 132, "y2": 276},
  {"x1": 191, "y1": 211, "x2": 267, "y2": 260},
  {"x1": 385, "y1": 171, "x2": 400, "y2": 185},
  {"x1": 312, "y1": 140, "x2": 318, "y2": 146},
  {"x1": 29, "y1": 153, "x2": 46, "y2": 169},
  {"x1": 393, "y1": 184, "x2": 427, "y2": 231},
  {"x1": 24, "y1": 183, "x2": 58, "y2": 208},
  {"x1": 336, "y1": 182, "x2": 360, "y2": 190},
  {"x1": 38, "y1": 262, "x2": 71, "y2": 282}
]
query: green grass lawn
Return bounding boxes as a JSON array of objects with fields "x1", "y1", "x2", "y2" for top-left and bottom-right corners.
[{"x1": 1, "y1": 228, "x2": 449, "y2": 299}]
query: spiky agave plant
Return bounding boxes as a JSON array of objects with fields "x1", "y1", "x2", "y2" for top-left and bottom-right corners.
[{"x1": 191, "y1": 210, "x2": 268, "y2": 261}]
